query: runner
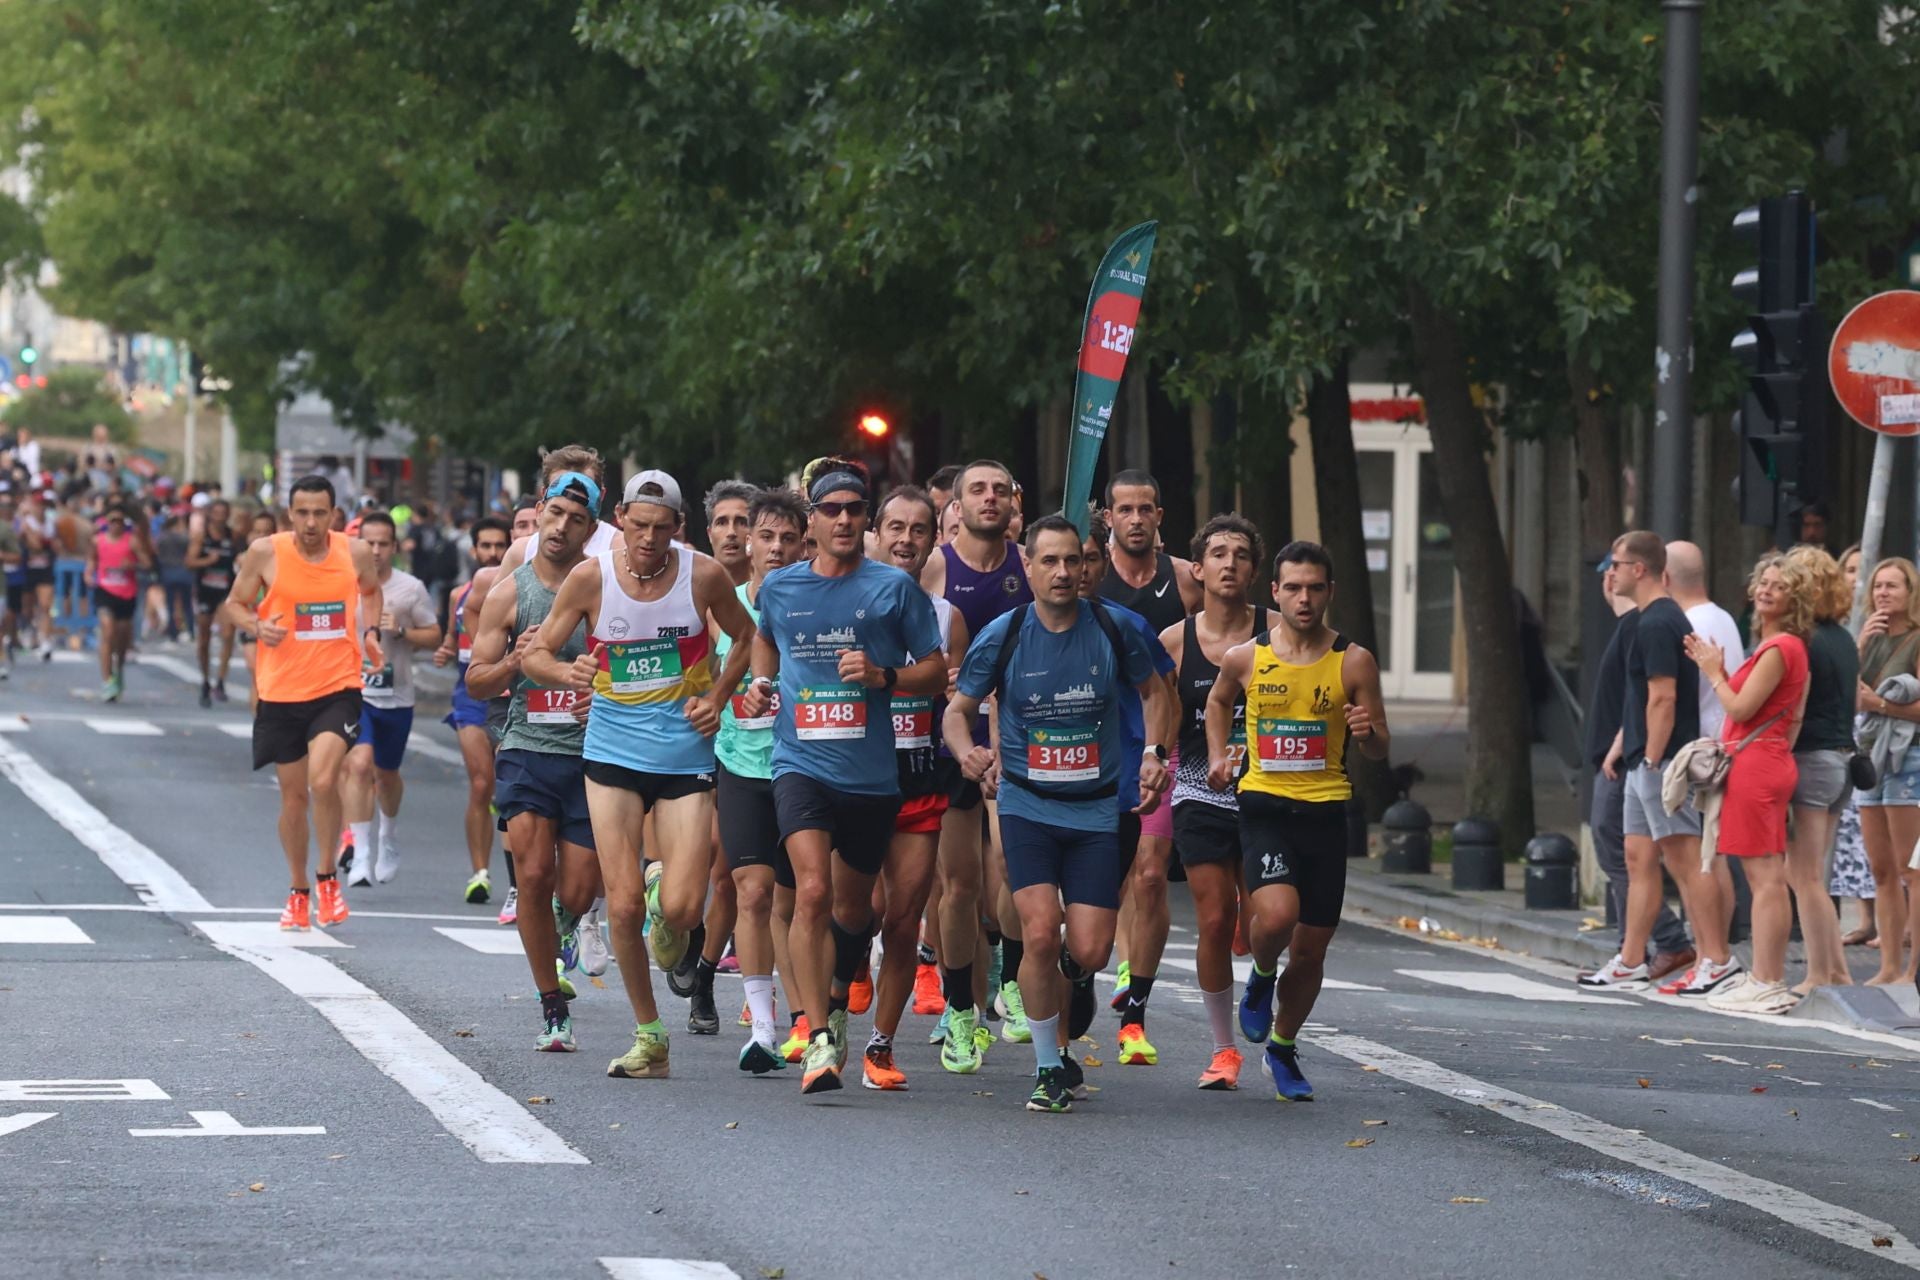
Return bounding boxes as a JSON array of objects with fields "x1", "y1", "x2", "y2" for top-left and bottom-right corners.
[
  {"x1": 1128, "y1": 515, "x2": 1267, "y2": 1088},
  {"x1": 222, "y1": 474, "x2": 384, "y2": 931},
  {"x1": 0, "y1": 491, "x2": 20, "y2": 675},
  {"x1": 738, "y1": 457, "x2": 945, "y2": 1094},
  {"x1": 20, "y1": 491, "x2": 55, "y2": 661},
  {"x1": 465, "y1": 474, "x2": 601, "y2": 1052},
  {"x1": 187, "y1": 499, "x2": 239, "y2": 708},
  {"x1": 494, "y1": 446, "x2": 621, "y2": 583},
  {"x1": 919, "y1": 458, "x2": 1032, "y2": 1067},
  {"x1": 1207, "y1": 539, "x2": 1389, "y2": 1102},
  {"x1": 435, "y1": 515, "x2": 511, "y2": 903},
  {"x1": 864, "y1": 485, "x2": 970, "y2": 1090},
  {"x1": 944, "y1": 515, "x2": 1172, "y2": 1113},
  {"x1": 524, "y1": 469, "x2": 755, "y2": 1081},
  {"x1": 471, "y1": 499, "x2": 544, "y2": 927},
  {"x1": 714, "y1": 486, "x2": 810, "y2": 1072},
  {"x1": 340, "y1": 512, "x2": 442, "y2": 888},
  {"x1": 86, "y1": 501, "x2": 151, "y2": 702}
]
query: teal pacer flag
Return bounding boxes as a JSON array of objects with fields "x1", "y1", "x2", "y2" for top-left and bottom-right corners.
[{"x1": 1061, "y1": 220, "x2": 1158, "y2": 535}]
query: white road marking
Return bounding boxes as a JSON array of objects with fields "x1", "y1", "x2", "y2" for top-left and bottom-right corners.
[
  {"x1": 131, "y1": 653, "x2": 248, "y2": 688},
  {"x1": 0, "y1": 1112, "x2": 57, "y2": 1137},
  {"x1": 1312, "y1": 1031, "x2": 1920, "y2": 1270},
  {"x1": 405, "y1": 735, "x2": 464, "y2": 766},
  {"x1": 219, "y1": 724, "x2": 252, "y2": 739},
  {"x1": 1149, "y1": 952, "x2": 1384, "y2": 992},
  {"x1": 204, "y1": 939, "x2": 585, "y2": 1164},
  {"x1": 1703, "y1": 1053, "x2": 1749, "y2": 1066},
  {"x1": 434, "y1": 927, "x2": 525, "y2": 955},
  {"x1": 0, "y1": 738, "x2": 214, "y2": 911},
  {"x1": 1397, "y1": 969, "x2": 1632, "y2": 1006},
  {"x1": 0, "y1": 915, "x2": 92, "y2": 944},
  {"x1": 0, "y1": 902, "x2": 517, "y2": 924},
  {"x1": 0, "y1": 1079, "x2": 169, "y2": 1101},
  {"x1": 194, "y1": 921, "x2": 349, "y2": 950},
  {"x1": 600, "y1": 1259, "x2": 742, "y2": 1280},
  {"x1": 128, "y1": 1110, "x2": 325, "y2": 1138},
  {"x1": 1641, "y1": 1034, "x2": 1916, "y2": 1062},
  {"x1": 0, "y1": 714, "x2": 26, "y2": 732},
  {"x1": 1853, "y1": 1097, "x2": 1902, "y2": 1112},
  {"x1": 84, "y1": 718, "x2": 163, "y2": 736}
]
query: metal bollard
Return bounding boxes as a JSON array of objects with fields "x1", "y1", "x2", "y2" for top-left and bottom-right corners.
[
  {"x1": 1524, "y1": 832, "x2": 1579, "y2": 910},
  {"x1": 1380, "y1": 800, "x2": 1432, "y2": 874},
  {"x1": 1450, "y1": 817, "x2": 1504, "y2": 891}
]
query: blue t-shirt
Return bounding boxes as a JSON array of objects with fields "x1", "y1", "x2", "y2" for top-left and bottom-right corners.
[
  {"x1": 1105, "y1": 602, "x2": 1175, "y2": 813},
  {"x1": 958, "y1": 599, "x2": 1158, "y2": 829},
  {"x1": 758, "y1": 557, "x2": 943, "y2": 796}
]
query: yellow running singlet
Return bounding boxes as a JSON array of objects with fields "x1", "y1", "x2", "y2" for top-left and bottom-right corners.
[{"x1": 1238, "y1": 631, "x2": 1352, "y2": 804}]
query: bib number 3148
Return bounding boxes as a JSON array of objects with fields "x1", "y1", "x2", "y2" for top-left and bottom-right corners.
[
  {"x1": 1256, "y1": 718, "x2": 1326, "y2": 772},
  {"x1": 794, "y1": 685, "x2": 867, "y2": 741}
]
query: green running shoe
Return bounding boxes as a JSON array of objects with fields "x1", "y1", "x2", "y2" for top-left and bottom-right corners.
[
  {"x1": 1026, "y1": 1066, "x2": 1073, "y2": 1113},
  {"x1": 464, "y1": 869, "x2": 491, "y2": 905},
  {"x1": 739, "y1": 1036, "x2": 784, "y2": 1075},
  {"x1": 941, "y1": 1005, "x2": 983, "y2": 1074},
  {"x1": 996, "y1": 981, "x2": 1031, "y2": 1043},
  {"x1": 552, "y1": 894, "x2": 581, "y2": 941},
  {"x1": 555, "y1": 960, "x2": 576, "y2": 1000},
  {"x1": 536, "y1": 1008, "x2": 575, "y2": 1053},
  {"x1": 828, "y1": 1007, "x2": 849, "y2": 1069},
  {"x1": 972, "y1": 1024, "x2": 993, "y2": 1058},
  {"x1": 929, "y1": 1007, "x2": 950, "y2": 1045},
  {"x1": 644, "y1": 862, "x2": 685, "y2": 971},
  {"x1": 606, "y1": 1024, "x2": 670, "y2": 1078},
  {"x1": 1109, "y1": 959, "x2": 1132, "y2": 1011},
  {"x1": 801, "y1": 1035, "x2": 842, "y2": 1094}
]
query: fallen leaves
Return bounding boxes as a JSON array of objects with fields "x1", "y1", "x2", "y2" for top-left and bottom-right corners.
[
  {"x1": 526, "y1": 1096, "x2": 552, "y2": 1105},
  {"x1": 1449, "y1": 1196, "x2": 1487, "y2": 1204},
  {"x1": 1345, "y1": 1138, "x2": 1374, "y2": 1148},
  {"x1": 1082, "y1": 1056, "x2": 1103, "y2": 1068},
  {"x1": 760, "y1": 1269, "x2": 786, "y2": 1279},
  {"x1": 452, "y1": 1029, "x2": 474, "y2": 1038},
  {"x1": 1637, "y1": 1078, "x2": 1652, "y2": 1089},
  {"x1": 724, "y1": 1122, "x2": 739, "y2": 1130},
  {"x1": 1361, "y1": 1065, "x2": 1381, "y2": 1073},
  {"x1": 1874, "y1": 1237, "x2": 1894, "y2": 1249},
  {"x1": 1363, "y1": 1119, "x2": 1388, "y2": 1127},
  {"x1": 1764, "y1": 1063, "x2": 1784, "y2": 1071},
  {"x1": 326, "y1": 1153, "x2": 347, "y2": 1161},
  {"x1": 1014, "y1": 1189, "x2": 1030, "y2": 1196},
  {"x1": 590, "y1": 976, "x2": 607, "y2": 989},
  {"x1": 247, "y1": 1183, "x2": 265, "y2": 1193},
  {"x1": 1577, "y1": 917, "x2": 1607, "y2": 932},
  {"x1": 1750, "y1": 1087, "x2": 1768, "y2": 1094}
]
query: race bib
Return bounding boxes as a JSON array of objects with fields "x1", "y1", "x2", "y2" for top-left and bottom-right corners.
[
  {"x1": 1225, "y1": 722, "x2": 1248, "y2": 773},
  {"x1": 605, "y1": 637, "x2": 684, "y2": 694},
  {"x1": 525, "y1": 687, "x2": 581, "y2": 724},
  {"x1": 295, "y1": 600, "x2": 348, "y2": 641},
  {"x1": 729, "y1": 687, "x2": 779, "y2": 732},
  {"x1": 457, "y1": 637, "x2": 473, "y2": 665},
  {"x1": 362, "y1": 661, "x2": 394, "y2": 691},
  {"x1": 200, "y1": 571, "x2": 232, "y2": 591},
  {"x1": 1256, "y1": 717, "x2": 1326, "y2": 772},
  {"x1": 794, "y1": 684, "x2": 867, "y2": 741},
  {"x1": 99, "y1": 566, "x2": 134, "y2": 590},
  {"x1": 1026, "y1": 725, "x2": 1099, "y2": 784},
  {"x1": 891, "y1": 695, "x2": 933, "y2": 749}
]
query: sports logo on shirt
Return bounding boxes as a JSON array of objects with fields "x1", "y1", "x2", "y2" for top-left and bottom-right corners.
[
  {"x1": 1003, "y1": 575, "x2": 1021, "y2": 594},
  {"x1": 605, "y1": 617, "x2": 630, "y2": 639}
]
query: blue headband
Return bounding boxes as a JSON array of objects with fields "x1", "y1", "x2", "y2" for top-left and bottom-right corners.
[
  {"x1": 545, "y1": 470, "x2": 602, "y2": 513},
  {"x1": 808, "y1": 469, "x2": 868, "y2": 504}
]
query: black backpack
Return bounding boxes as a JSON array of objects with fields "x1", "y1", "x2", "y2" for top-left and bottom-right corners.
[{"x1": 988, "y1": 598, "x2": 1128, "y2": 801}]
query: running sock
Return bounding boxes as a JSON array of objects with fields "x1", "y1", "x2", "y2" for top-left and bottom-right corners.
[
  {"x1": 694, "y1": 955, "x2": 718, "y2": 994},
  {"x1": 636, "y1": 1018, "x2": 665, "y2": 1037},
  {"x1": 867, "y1": 1028, "x2": 892, "y2": 1051},
  {"x1": 830, "y1": 917, "x2": 870, "y2": 986},
  {"x1": 918, "y1": 941, "x2": 937, "y2": 966},
  {"x1": 743, "y1": 975, "x2": 776, "y2": 1046},
  {"x1": 943, "y1": 962, "x2": 976, "y2": 1012},
  {"x1": 290, "y1": 886, "x2": 311, "y2": 897},
  {"x1": 505, "y1": 849, "x2": 516, "y2": 889},
  {"x1": 985, "y1": 926, "x2": 1003, "y2": 950},
  {"x1": 316, "y1": 872, "x2": 337, "y2": 883},
  {"x1": 1029, "y1": 1015, "x2": 1062, "y2": 1071},
  {"x1": 377, "y1": 811, "x2": 398, "y2": 846},
  {"x1": 348, "y1": 820, "x2": 372, "y2": 855},
  {"x1": 540, "y1": 989, "x2": 569, "y2": 1020},
  {"x1": 1002, "y1": 938, "x2": 1025, "y2": 985},
  {"x1": 1269, "y1": 1033, "x2": 1295, "y2": 1049},
  {"x1": 1201, "y1": 986, "x2": 1236, "y2": 1054},
  {"x1": 683, "y1": 924, "x2": 706, "y2": 969},
  {"x1": 1252, "y1": 958, "x2": 1277, "y2": 979},
  {"x1": 1120, "y1": 973, "x2": 1156, "y2": 1026}
]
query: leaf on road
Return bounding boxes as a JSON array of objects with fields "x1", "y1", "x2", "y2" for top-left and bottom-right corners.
[
  {"x1": 1894, "y1": 1132, "x2": 1912, "y2": 1139},
  {"x1": 1874, "y1": 1237, "x2": 1894, "y2": 1248},
  {"x1": 1449, "y1": 1196, "x2": 1487, "y2": 1204},
  {"x1": 526, "y1": 1096, "x2": 551, "y2": 1105},
  {"x1": 453, "y1": 1029, "x2": 474, "y2": 1038},
  {"x1": 1345, "y1": 1138, "x2": 1374, "y2": 1148},
  {"x1": 1361, "y1": 1065, "x2": 1381, "y2": 1073},
  {"x1": 1764, "y1": 1063, "x2": 1784, "y2": 1070},
  {"x1": 1082, "y1": 1056, "x2": 1103, "y2": 1067},
  {"x1": 1363, "y1": 1119, "x2": 1388, "y2": 1127},
  {"x1": 1636, "y1": 1078, "x2": 1652, "y2": 1088},
  {"x1": 724, "y1": 1122, "x2": 739, "y2": 1130},
  {"x1": 590, "y1": 976, "x2": 606, "y2": 989},
  {"x1": 248, "y1": 1183, "x2": 265, "y2": 1193},
  {"x1": 1906, "y1": 1154, "x2": 1918, "y2": 1163},
  {"x1": 1750, "y1": 1087, "x2": 1768, "y2": 1094},
  {"x1": 761, "y1": 1269, "x2": 785, "y2": 1279},
  {"x1": 326, "y1": 1153, "x2": 346, "y2": 1160},
  {"x1": 1577, "y1": 917, "x2": 1606, "y2": 932},
  {"x1": 610, "y1": 1123, "x2": 621, "y2": 1130},
  {"x1": 1014, "y1": 1189, "x2": 1030, "y2": 1196}
]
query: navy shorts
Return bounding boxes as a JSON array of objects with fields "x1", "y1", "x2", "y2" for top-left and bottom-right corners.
[
  {"x1": 443, "y1": 684, "x2": 488, "y2": 731},
  {"x1": 771, "y1": 771, "x2": 898, "y2": 877},
  {"x1": 494, "y1": 749, "x2": 595, "y2": 851},
  {"x1": 999, "y1": 812, "x2": 1122, "y2": 910},
  {"x1": 718, "y1": 765, "x2": 794, "y2": 889},
  {"x1": 356, "y1": 702, "x2": 414, "y2": 772}
]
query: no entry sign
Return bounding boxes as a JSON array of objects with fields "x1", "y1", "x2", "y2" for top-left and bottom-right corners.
[{"x1": 1828, "y1": 289, "x2": 1920, "y2": 435}]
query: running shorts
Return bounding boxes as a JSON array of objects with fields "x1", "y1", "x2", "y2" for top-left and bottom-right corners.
[
  {"x1": 1238, "y1": 792, "x2": 1347, "y2": 929},
  {"x1": 771, "y1": 771, "x2": 899, "y2": 877},
  {"x1": 583, "y1": 759, "x2": 715, "y2": 808},
  {"x1": 937, "y1": 756, "x2": 983, "y2": 811},
  {"x1": 195, "y1": 585, "x2": 227, "y2": 616},
  {"x1": 999, "y1": 811, "x2": 1121, "y2": 910},
  {"x1": 493, "y1": 748, "x2": 595, "y2": 850},
  {"x1": 252, "y1": 689, "x2": 363, "y2": 771},
  {"x1": 443, "y1": 685, "x2": 489, "y2": 731},
  {"x1": 717, "y1": 764, "x2": 794, "y2": 890},
  {"x1": 93, "y1": 589, "x2": 135, "y2": 622},
  {"x1": 356, "y1": 703, "x2": 415, "y2": 772},
  {"x1": 895, "y1": 790, "x2": 947, "y2": 836},
  {"x1": 1172, "y1": 800, "x2": 1240, "y2": 868}
]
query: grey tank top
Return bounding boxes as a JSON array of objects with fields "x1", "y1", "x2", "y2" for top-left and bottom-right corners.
[{"x1": 500, "y1": 560, "x2": 591, "y2": 755}]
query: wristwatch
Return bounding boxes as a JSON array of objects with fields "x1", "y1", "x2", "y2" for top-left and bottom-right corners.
[
  {"x1": 1144, "y1": 744, "x2": 1168, "y2": 764},
  {"x1": 881, "y1": 665, "x2": 899, "y2": 691}
]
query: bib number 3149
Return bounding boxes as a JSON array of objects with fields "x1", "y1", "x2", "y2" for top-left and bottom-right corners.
[
  {"x1": 794, "y1": 685, "x2": 866, "y2": 741},
  {"x1": 1256, "y1": 718, "x2": 1326, "y2": 772},
  {"x1": 1026, "y1": 726, "x2": 1099, "y2": 783}
]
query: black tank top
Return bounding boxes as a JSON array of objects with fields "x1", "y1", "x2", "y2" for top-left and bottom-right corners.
[
  {"x1": 1098, "y1": 549, "x2": 1186, "y2": 634},
  {"x1": 1173, "y1": 607, "x2": 1268, "y2": 807},
  {"x1": 196, "y1": 533, "x2": 237, "y2": 589}
]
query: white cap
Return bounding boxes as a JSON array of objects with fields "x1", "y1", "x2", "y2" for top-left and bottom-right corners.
[
  {"x1": 621, "y1": 469, "x2": 685, "y2": 516},
  {"x1": 190, "y1": 492, "x2": 212, "y2": 509}
]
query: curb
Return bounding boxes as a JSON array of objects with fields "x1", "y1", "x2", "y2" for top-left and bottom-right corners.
[
  {"x1": 1341, "y1": 872, "x2": 1615, "y2": 970},
  {"x1": 1790, "y1": 984, "x2": 1920, "y2": 1039}
]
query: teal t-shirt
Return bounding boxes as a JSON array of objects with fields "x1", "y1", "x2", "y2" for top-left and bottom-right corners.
[{"x1": 714, "y1": 581, "x2": 773, "y2": 780}]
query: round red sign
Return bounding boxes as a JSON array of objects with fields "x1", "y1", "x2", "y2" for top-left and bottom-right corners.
[{"x1": 1827, "y1": 289, "x2": 1920, "y2": 436}]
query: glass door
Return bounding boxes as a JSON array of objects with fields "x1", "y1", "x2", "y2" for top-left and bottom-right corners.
[{"x1": 1352, "y1": 425, "x2": 1455, "y2": 700}]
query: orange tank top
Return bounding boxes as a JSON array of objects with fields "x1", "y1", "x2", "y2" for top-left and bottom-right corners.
[{"x1": 256, "y1": 532, "x2": 363, "y2": 703}]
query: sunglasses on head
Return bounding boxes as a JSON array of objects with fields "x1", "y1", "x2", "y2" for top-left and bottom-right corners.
[{"x1": 812, "y1": 499, "x2": 869, "y2": 519}]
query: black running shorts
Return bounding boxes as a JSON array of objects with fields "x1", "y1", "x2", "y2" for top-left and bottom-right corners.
[
  {"x1": 1238, "y1": 792, "x2": 1347, "y2": 929},
  {"x1": 252, "y1": 689, "x2": 363, "y2": 771}
]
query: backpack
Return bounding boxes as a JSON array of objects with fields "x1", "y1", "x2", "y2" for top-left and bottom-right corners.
[{"x1": 988, "y1": 597, "x2": 1129, "y2": 801}]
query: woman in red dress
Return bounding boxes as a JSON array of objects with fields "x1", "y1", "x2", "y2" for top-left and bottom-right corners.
[{"x1": 1684, "y1": 553, "x2": 1811, "y2": 1015}]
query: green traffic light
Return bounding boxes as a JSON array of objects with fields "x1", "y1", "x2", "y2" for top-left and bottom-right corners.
[{"x1": 18, "y1": 345, "x2": 36, "y2": 365}]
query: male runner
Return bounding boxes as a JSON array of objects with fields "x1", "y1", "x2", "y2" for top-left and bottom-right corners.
[
  {"x1": 863, "y1": 485, "x2": 970, "y2": 1090},
  {"x1": 1125, "y1": 515, "x2": 1267, "y2": 1088},
  {"x1": 1207, "y1": 540, "x2": 1388, "y2": 1101},
  {"x1": 494, "y1": 446, "x2": 621, "y2": 582},
  {"x1": 435, "y1": 516, "x2": 511, "y2": 902},
  {"x1": 223, "y1": 475, "x2": 384, "y2": 930},
  {"x1": 0, "y1": 492, "x2": 20, "y2": 674},
  {"x1": 525, "y1": 469, "x2": 754, "y2": 1081},
  {"x1": 466, "y1": 473, "x2": 601, "y2": 1052},
  {"x1": 920, "y1": 458, "x2": 1032, "y2": 1064},
  {"x1": 704, "y1": 480, "x2": 755, "y2": 588},
  {"x1": 715, "y1": 487, "x2": 810, "y2": 1072},
  {"x1": 739, "y1": 457, "x2": 944, "y2": 1094},
  {"x1": 187, "y1": 499, "x2": 239, "y2": 707},
  {"x1": 340, "y1": 512, "x2": 441, "y2": 887},
  {"x1": 87, "y1": 501, "x2": 149, "y2": 702},
  {"x1": 946, "y1": 515, "x2": 1172, "y2": 1113},
  {"x1": 18, "y1": 491, "x2": 55, "y2": 661}
]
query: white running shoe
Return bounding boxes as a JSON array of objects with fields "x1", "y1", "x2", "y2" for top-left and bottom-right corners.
[
  {"x1": 1576, "y1": 954, "x2": 1649, "y2": 989},
  {"x1": 497, "y1": 885, "x2": 520, "y2": 926},
  {"x1": 346, "y1": 858, "x2": 374, "y2": 889},
  {"x1": 577, "y1": 907, "x2": 612, "y2": 976},
  {"x1": 1676, "y1": 954, "x2": 1744, "y2": 997},
  {"x1": 374, "y1": 838, "x2": 400, "y2": 884},
  {"x1": 1707, "y1": 973, "x2": 1797, "y2": 1014}
]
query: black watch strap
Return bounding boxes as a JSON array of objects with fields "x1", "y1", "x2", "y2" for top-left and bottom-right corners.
[{"x1": 882, "y1": 665, "x2": 899, "y2": 690}]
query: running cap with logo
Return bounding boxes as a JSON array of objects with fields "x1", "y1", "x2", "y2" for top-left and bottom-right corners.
[
  {"x1": 621, "y1": 469, "x2": 684, "y2": 516},
  {"x1": 545, "y1": 470, "x2": 603, "y2": 514}
]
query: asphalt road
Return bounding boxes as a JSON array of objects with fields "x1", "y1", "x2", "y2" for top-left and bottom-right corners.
[{"x1": 3, "y1": 644, "x2": 1920, "y2": 1279}]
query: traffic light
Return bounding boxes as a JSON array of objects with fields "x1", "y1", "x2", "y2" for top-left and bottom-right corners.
[
  {"x1": 1730, "y1": 192, "x2": 1822, "y2": 540},
  {"x1": 857, "y1": 412, "x2": 891, "y2": 442},
  {"x1": 17, "y1": 344, "x2": 36, "y2": 368}
]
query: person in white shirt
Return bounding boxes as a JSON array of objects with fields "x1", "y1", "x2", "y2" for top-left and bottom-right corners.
[
  {"x1": 1666, "y1": 541, "x2": 1744, "y2": 739},
  {"x1": 15, "y1": 428, "x2": 40, "y2": 478}
]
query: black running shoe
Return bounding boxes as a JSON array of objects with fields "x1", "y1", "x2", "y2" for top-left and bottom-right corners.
[
  {"x1": 688, "y1": 983, "x2": 719, "y2": 1035},
  {"x1": 1026, "y1": 1066, "x2": 1073, "y2": 1113}
]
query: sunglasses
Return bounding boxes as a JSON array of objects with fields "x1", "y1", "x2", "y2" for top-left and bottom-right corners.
[{"x1": 812, "y1": 499, "x2": 869, "y2": 520}]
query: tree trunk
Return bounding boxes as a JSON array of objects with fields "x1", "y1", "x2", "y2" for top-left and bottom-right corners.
[
  {"x1": 1235, "y1": 381, "x2": 1292, "y2": 562},
  {"x1": 1566, "y1": 350, "x2": 1621, "y2": 562},
  {"x1": 1306, "y1": 356, "x2": 1396, "y2": 821},
  {"x1": 1406, "y1": 283, "x2": 1536, "y2": 855}
]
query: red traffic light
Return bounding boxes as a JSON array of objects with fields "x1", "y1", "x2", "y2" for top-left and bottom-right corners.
[
  {"x1": 32, "y1": 374, "x2": 45, "y2": 388},
  {"x1": 12, "y1": 374, "x2": 25, "y2": 388},
  {"x1": 857, "y1": 413, "x2": 891, "y2": 441}
]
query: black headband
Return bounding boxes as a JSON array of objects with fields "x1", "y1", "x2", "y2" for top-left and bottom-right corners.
[{"x1": 808, "y1": 470, "x2": 868, "y2": 504}]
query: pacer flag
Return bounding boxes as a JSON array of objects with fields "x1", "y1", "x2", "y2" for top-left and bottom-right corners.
[{"x1": 1062, "y1": 220, "x2": 1158, "y2": 536}]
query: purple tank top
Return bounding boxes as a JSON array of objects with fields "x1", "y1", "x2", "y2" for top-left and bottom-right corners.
[{"x1": 941, "y1": 541, "x2": 1032, "y2": 750}]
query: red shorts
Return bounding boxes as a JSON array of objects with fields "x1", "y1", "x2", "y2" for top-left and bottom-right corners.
[{"x1": 895, "y1": 791, "x2": 948, "y2": 835}]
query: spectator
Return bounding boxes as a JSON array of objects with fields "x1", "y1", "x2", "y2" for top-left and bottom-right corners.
[
  {"x1": 14, "y1": 427, "x2": 40, "y2": 478},
  {"x1": 1853, "y1": 556, "x2": 1920, "y2": 986},
  {"x1": 1795, "y1": 501, "x2": 1833, "y2": 554},
  {"x1": 1829, "y1": 544, "x2": 1877, "y2": 946},
  {"x1": 1781, "y1": 545, "x2": 1859, "y2": 992},
  {"x1": 1686, "y1": 553, "x2": 1811, "y2": 1013},
  {"x1": 80, "y1": 424, "x2": 118, "y2": 493},
  {"x1": 1666, "y1": 542, "x2": 1744, "y2": 738}
]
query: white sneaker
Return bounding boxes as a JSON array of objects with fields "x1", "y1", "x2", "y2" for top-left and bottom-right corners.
[
  {"x1": 577, "y1": 908, "x2": 612, "y2": 976},
  {"x1": 346, "y1": 858, "x2": 374, "y2": 888},
  {"x1": 497, "y1": 885, "x2": 519, "y2": 926},
  {"x1": 374, "y1": 839, "x2": 400, "y2": 884},
  {"x1": 1707, "y1": 974, "x2": 1796, "y2": 1014},
  {"x1": 1677, "y1": 955, "x2": 1744, "y2": 997},
  {"x1": 1576, "y1": 954, "x2": 1649, "y2": 989}
]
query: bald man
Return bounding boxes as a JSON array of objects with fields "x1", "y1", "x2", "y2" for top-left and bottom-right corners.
[{"x1": 1662, "y1": 542, "x2": 1743, "y2": 740}]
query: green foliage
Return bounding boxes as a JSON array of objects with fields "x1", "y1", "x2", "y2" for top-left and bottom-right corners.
[{"x1": 3, "y1": 368, "x2": 133, "y2": 443}]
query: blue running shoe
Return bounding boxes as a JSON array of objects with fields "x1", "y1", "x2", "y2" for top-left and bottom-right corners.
[
  {"x1": 1261, "y1": 1040, "x2": 1313, "y2": 1102},
  {"x1": 1239, "y1": 969, "x2": 1276, "y2": 1044},
  {"x1": 559, "y1": 928, "x2": 582, "y2": 975}
]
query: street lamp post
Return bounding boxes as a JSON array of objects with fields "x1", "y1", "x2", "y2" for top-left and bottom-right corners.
[{"x1": 1650, "y1": 0, "x2": 1703, "y2": 541}]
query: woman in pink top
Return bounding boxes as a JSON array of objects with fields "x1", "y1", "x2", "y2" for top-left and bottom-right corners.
[{"x1": 86, "y1": 503, "x2": 150, "y2": 702}]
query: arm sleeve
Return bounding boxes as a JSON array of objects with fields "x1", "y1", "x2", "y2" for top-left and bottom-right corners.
[{"x1": 957, "y1": 614, "x2": 1008, "y2": 701}]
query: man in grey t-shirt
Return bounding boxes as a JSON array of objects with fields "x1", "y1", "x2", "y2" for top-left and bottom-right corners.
[{"x1": 342, "y1": 512, "x2": 442, "y2": 887}]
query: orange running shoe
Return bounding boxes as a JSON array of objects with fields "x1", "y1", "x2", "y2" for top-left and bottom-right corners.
[
  {"x1": 780, "y1": 1015, "x2": 811, "y2": 1064},
  {"x1": 278, "y1": 889, "x2": 312, "y2": 931},
  {"x1": 1197, "y1": 1046, "x2": 1243, "y2": 1091},
  {"x1": 912, "y1": 962, "x2": 945, "y2": 1016},
  {"x1": 862, "y1": 1043, "x2": 908, "y2": 1091},
  {"x1": 314, "y1": 878, "x2": 349, "y2": 928},
  {"x1": 848, "y1": 968, "x2": 873, "y2": 1015},
  {"x1": 739, "y1": 1000, "x2": 753, "y2": 1028}
]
